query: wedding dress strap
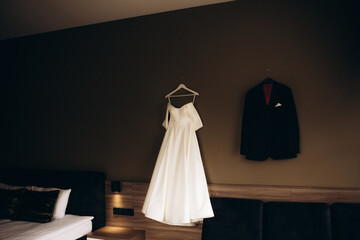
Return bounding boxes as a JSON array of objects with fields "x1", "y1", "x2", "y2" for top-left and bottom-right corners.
[{"x1": 164, "y1": 103, "x2": 170, "y2": 129}]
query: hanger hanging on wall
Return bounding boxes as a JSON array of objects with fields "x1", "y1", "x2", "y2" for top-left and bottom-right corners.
[
  {"x1": 165, "y1": 83, "x2": 199, "y2": 99},
  {"x1": 263, "y1": 67, "x2": 274, "y2": 83}
]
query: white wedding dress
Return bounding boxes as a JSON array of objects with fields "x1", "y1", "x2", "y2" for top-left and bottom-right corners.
[{"x1": 142, "y1": 102, "x2": 214, "y2": 226}]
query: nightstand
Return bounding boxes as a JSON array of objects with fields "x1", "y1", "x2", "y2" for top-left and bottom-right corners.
[{"x1": 87, "y1": 226, "x2": 145, "y2": 240}]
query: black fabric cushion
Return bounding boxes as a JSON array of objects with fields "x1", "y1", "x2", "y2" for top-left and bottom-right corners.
[
  {"x1": 263, "y1": 202, "x2": 331, "y2": 240},
  {"x1": 0, "y1": 189, "x2": 24, "y2": 220},
  {"x1": 202, "y1": 197, "x2": 263, "y2": 240},
  {"x1": 14, "y1": 189, "x2": 59, "y2": 223},
  {"x1": 331, "y1": 202, "x2": 360, "y2": 240}
]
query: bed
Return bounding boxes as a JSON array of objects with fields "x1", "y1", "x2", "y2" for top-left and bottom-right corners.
[{"x1": 0, "y1": 168, "x2": 106, "y2": 240}]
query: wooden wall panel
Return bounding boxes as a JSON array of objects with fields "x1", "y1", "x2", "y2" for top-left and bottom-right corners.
[
  {"x1": 106, "y1": 181, "x2": 135, "y2": 228},
  {"x1": 105, "y1": 181, "x2": 360, "y2": 240},
  {"x1": 106, "y1": 181, "x2": 203, "y2": 240},
  {"x1": 208, "y1": 184, "x2": 360, "y2": 203}
]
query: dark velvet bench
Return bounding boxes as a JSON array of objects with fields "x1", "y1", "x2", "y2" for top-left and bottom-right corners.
[{"x1": 201, "y1": 197, "x2": 360, "y2": 240}]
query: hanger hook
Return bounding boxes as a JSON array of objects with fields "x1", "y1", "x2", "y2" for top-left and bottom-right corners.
[
  {"x1": 265, "y1": 68, "x2": 271, "y2": 77},
  {"x1": 180, "y1": 75, "x2": 185, "y2": 83}
]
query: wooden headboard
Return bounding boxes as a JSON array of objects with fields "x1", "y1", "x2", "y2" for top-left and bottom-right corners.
[{"x1": 0, "y1": 168, "x2": 106, "y2": 231}]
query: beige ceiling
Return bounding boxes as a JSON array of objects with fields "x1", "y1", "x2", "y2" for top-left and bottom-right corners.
[{"x1": 0, "y1": 0, "x2": 234, "y2": 40}]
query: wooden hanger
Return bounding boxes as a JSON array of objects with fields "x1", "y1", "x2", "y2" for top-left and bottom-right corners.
[{"x1": 165, "y1": 83, "x2": 199, "y2": 98}]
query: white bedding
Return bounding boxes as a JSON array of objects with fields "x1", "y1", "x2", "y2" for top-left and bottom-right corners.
[{"x1": 0, "y1": 214, "x2": 93, "y2": 240}]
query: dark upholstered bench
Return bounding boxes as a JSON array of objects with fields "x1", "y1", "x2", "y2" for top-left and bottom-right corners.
[
  {"x1": 331, "y1": 202, "x2": 360, "y2": 240},
  {"x1": 202, "y1": 197, "x2": 360, "y2": 240},
  {"x1": 202, "y1": 198, "x2": 263, "y2": 240},
  {"x1": 263, "y1": 202, "x2": 331, "y2": 240}
]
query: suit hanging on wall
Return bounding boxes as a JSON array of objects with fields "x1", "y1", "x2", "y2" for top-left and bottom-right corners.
[{"x1": 240, "y1": 70, "x2": 300, "y2": 161}]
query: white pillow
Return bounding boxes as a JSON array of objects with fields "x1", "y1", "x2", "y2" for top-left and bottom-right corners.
[
  {"x1": 0, "y1": 182, "x2": 10, "y2": 189},
  {"x1": 0, "y1": 182, "x2": 32, "y2": 190},
  {"x1": 31, "y1": 186, "x2": 71, "y2": 219}
]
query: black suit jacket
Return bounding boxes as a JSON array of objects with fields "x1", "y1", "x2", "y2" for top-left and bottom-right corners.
[{"x1": 240, "y1": 80, "x2": 300, "y2": 160}]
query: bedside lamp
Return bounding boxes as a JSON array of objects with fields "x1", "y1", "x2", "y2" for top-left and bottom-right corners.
[{"x1": 111, "y1": 181, "x2": 121, "y2": 193}]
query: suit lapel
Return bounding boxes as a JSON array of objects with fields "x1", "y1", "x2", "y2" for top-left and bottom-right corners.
[
  {"x1": 268, "y1": 81, "x2": 278, "y2": 109},
  {"x1": 258, "y1": 80, "x2": 279, "y2": 120}
]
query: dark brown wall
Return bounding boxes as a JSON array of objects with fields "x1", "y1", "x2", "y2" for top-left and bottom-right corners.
[{"x1": 2, "y1": 1, "x2": 360, "y2": 187}]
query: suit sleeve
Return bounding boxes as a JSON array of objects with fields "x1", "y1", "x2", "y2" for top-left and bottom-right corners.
[
  {"x1": 287, "y1": 89, "x2": 300, "y2": 153},
  {"x1": 240, "y1": 93, "x2": 249, "y2": 155}
]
